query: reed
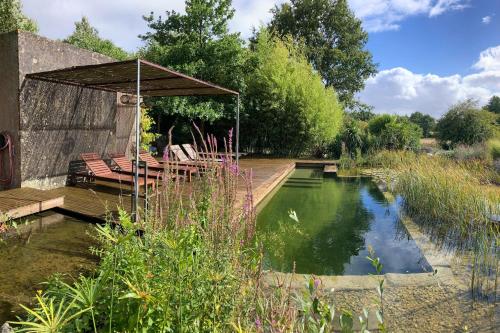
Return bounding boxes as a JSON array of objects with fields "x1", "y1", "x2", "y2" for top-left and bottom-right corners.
[{"x1": 387, "y1": 152, "x2": 499, "y2": 299}]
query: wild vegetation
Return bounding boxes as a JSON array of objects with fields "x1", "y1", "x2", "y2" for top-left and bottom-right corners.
[
  {"x1": 0, "y1": 0, "x2": 38, "y2": 33},
  {"x1": 10, "y1": 139, "x2": 386, "y2": 332},
  {"x1": 242, "y1": 30, "x2": 343, "y2": 156},
  {"x1": 64, "y1": 17, "x2": 130, "y2": 60},
  {"x1": 364, "y1": 150, "x2": 499, "y2": 300}
]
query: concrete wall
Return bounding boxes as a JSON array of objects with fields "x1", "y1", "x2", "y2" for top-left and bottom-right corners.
[
  {"x1": 0, "y1": 32, "x2": 20, "y2": 189},
  {"x1": 0, "y1": 31, "x2": 135, "y2": 189}
]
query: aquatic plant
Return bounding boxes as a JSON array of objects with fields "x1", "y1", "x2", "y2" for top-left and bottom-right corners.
[{"x1": 387, "y1": 152, "x2": 499, "y2": 300}]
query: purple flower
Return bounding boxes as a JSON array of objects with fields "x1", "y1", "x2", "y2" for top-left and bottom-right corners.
[
  {"x1": 255, "y1": 318, "x2": 261, "y2": 328},
  {"x1": 314, "y1": 278, "x2": 321, "y2": 289}
]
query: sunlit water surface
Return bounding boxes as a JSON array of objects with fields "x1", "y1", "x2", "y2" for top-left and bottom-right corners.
[{"x1": 257, "y1": 168, "x2": 432, "y2": 275}]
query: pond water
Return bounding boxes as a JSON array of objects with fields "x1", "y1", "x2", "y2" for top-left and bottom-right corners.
[
  {"x1": 257, "y1": 168, "x2": 432, "y2": 275},
  {"x1": 0, "y1": 212, "x2": 98, "y2": 323}
]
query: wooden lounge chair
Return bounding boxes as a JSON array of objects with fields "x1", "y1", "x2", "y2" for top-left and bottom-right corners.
[
  {"x1": 109, "y1": 154, "x2": 167, "y2": 181},
  {"x1": 79, "y1": 153, "x2": 155, "y2": 189},
  {"x1": 181, "y1": 144, "x2": 224, "y2": 162},
  {"x1": 139, "y1": 151, "x2": 198, "y2": 182},
  {"x1": 182, "y1": 143, "x2": 243, "y2": 160}
]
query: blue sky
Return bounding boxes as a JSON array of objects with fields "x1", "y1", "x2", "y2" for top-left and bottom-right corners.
[
  {"x1": 22, "y1": 0, "x2": 500, "y2": 116},
  {"x1": 367, "y1": 0, "x2": 500, "y2": 76}
]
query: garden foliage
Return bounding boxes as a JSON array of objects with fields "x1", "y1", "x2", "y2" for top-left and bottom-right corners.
[{"x1": 243, "y1": 30, "x2": 343, "y2": 156}]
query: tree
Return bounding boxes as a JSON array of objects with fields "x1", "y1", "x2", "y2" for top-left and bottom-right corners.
[
  {"x1": 243, "y1": 29, "x2": 343, "y2": 156},
  {"x1": 436, "y1": 99, "x2": 495, "y2": 148},
  {"x1": 409, "y1": 112, "x2": 436, "y2": 137},
  {"x1": 64, "y1": 17, "x2": 129, "y2": 60},
  {"x1": 348, "y1": 103, "x2": 375, "y2": 121},
  {"x1": 269, "y1": 0, "x2": 377, "y2": 105},
  {"x1": 140, "y1": 0, "x2": 246, "y2": 123},
  {"x1": 0, "y1": 0, "x2": 38, "y2": 33},
  {"x1": 484, "y1": 95, "x2": 500, "y2": 114},
  {"x1": 368, "y1": 115, "x2": 421, "y2": 150}
]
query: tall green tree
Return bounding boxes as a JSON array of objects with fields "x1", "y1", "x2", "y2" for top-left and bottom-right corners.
[
  {"x1": 484, "y1": 95, "x2": 500, "y2": 114},
  {"x1": 409, "y1": 111, "x2": 436, "y2": 137},
  {"x1": 64, "y1": 17, "x2": 129, "y2": 60},
  {"x1": 436, "y1": 99, "x2": 495, "y2": 148},
  {"x1": 269, "y1": 0, "x2": 377, "y2": 106},
  {"x1": 243, "y1": 30, "x2": 343, "y2": 156},
  {"x1": 140, "y1": 0, "x2": 245, "y2": 123},
  {"x1": 0, "y1": 0, "x2": 38, "y2": 33}
]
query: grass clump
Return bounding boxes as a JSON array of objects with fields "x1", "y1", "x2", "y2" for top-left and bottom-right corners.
[{"x1": 386, "y1": 152, "x2": 499, "y2": 299}]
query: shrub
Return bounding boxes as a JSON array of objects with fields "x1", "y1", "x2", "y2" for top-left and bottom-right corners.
[
  {"x1": 243, "y1": 29, "x2": 343, "y2": 156},
  {"x1": 487, "y1": 138, "x2": 500, "y2": 160},
  {"x1": 368, "y1": 115, "x2": 422, "y2": 151},
  {"x1": 408, "y1": 112, "x2": 436, "y2": 137},
  {"x1": 436, "y1": 99, "x2": 495, "y2": 148}
]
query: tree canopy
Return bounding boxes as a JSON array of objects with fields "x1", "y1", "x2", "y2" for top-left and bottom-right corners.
[
  {"x1": 242, "y1": 30, "x2": 343, "y2": 156},
  {"x1": 484, "y1": 95, "x2": 500, "y2": 114},
  {"x1": 140, "y1": 0, "x2": 246, "y2": 122},
  {"x1": 409, "y1": 112, "x2": 436, "y2": 137},
  {"x1": 0, "y1": 0, "x2": 38, "y2": 33},
  {"x1": 436, "y1": 99, "x2": 495, "y2": 148},
  {"x1": 269, "y1": 0, "x2": 377, "y2": 106},
  {"x1": 64, "y1": 17, "x2": 129, "y2": 60}
]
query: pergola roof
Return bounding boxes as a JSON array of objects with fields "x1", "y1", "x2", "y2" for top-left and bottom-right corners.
[{"x1": 26, "y1": 59, "x2": 239, "y2": 97}]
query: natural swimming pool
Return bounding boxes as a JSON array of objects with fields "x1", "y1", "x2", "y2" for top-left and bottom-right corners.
[
  {"x1": 257, "y1": 168, "x2": 431, "y2": 275},
  {"x1": 0, "y1": 212, "x2": 97, "y2": 322}
]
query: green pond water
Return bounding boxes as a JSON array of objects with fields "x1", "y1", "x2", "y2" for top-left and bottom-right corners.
[
  {"x1": 257, "y1": 168, "x2": 432, "y2": 275},
  {"x1": 0, "y1": 212, "x2": 98, "y2": 323}
]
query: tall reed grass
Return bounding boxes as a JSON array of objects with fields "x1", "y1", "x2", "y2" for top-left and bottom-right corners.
[{"x1": 379, "y1": 151, "x2": 499, "y2": 300}]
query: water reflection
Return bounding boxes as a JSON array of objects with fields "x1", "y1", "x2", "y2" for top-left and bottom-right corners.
[
  {"x1": 257, "y1": 168, "x2": 431, "y2": 275},
  {"x1": 0, "y1": 212, "x2": 98, "y2": 322}
]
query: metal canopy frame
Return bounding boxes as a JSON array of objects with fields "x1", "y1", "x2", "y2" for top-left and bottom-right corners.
[{"x1": 27, "y1": 58, "x2": 240, "y2": 221}]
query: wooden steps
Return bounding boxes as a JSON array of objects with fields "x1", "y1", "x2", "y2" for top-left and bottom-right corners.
[
  {"x1": 323, "y1": 165, "x2": 338, "y2": 175},
  {"x1": 0, "y1": 188, "x2": 64, "y2": 220}
]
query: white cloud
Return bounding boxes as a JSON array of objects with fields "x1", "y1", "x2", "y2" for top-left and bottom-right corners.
[
  {"x1": 482, "y1": 15, "x2": 492, "y2": 24},
  {"x1": 473, "y1": 45, "x2": 500, "y2": 71},
  {"x1": 22, "y1": 0, "x2": 283, "y2": 52},
  {"x1": 350, "y1": 0, "x2": 469, "y2": 32},
  {"x1": 21, "y1": 0, "x2": 473, "y2": 52},
  {"x1": 358, "y1": 45, "x2": 500, "y2": 117}
]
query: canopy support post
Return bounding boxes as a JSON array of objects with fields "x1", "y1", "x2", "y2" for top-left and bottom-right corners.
[
  {"x1": 236, "y1": 94, "x2": 240, "y2": 166},
  {"x1": 133, "y1": 59, "x2": 141, "y2": 222}
]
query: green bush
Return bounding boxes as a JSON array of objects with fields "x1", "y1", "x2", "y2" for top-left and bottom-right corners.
[
  {"x1": 487, "y1": 138, "x2": 500, "y2": 160},
  {"x1": 243, "y1": 29, "x2": 343, "y2": 156},
  {"x1": 368, "y1": 115, "x2": 422, "y2": 151},
  {"x1": 436, "y1": 99, "x2": 495, "y2": 148}
]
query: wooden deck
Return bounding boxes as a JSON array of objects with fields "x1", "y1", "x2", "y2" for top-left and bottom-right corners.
[
  {"x1": 0, "y1": 188, "x2": 64, "y2": 220},
  {"x1": 323, "y1": 165, "x2": 338, "y2": 175},
  {"x1": 0, "y1": 159, "x2": 296, "y2": 222}
]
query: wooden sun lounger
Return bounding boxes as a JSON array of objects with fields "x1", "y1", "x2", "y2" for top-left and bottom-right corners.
[
  {"x1": 79, "y1": 153, "x2": 155, "y2": 189},
  {"x1": 139, "y1": 152, "x2": 198, "y2": 182},
  {"x1": 109, "y1": 154, "x2": 168, "y2": 181},
  {"x1": 181, "y1": 144, "x2": 224, "y2": 162}
]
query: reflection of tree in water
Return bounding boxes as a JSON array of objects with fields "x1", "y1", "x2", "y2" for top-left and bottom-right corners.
[{"x1": 257, "y1": 172, "x2": 373, "y2": 275}]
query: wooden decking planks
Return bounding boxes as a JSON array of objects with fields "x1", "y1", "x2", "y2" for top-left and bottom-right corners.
[
  {"x1": 323, "y1": 165, "x2": 338, "y2": 174},
  {"x1": 0, "y1": 159, "x2": 297, "y2": 222},
  {"x1": 0, "y1": 187, "x2": 64, "y2": 219}
]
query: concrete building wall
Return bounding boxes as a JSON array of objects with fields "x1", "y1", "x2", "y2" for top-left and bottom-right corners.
[
  {"x1": 0, "y1": 31, "x2": 135, "y2": 189},
  {"x1": 0, "y1": 32, "x2": 21, "y2": 189}
]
